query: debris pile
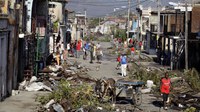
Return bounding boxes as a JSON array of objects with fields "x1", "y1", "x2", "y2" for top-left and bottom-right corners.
[
  {"x1": 18, "y1": 61, "x2": 96, "y2": 92},
  {"x1": 129, "y1": 61, "x2": 200, "y2": 111},
  {"x1": 36, "y1": 80, "x2": 112, "y2": 112},
  {"x1": 17, "y1": 60, "x2": 117, "y2": 112}
]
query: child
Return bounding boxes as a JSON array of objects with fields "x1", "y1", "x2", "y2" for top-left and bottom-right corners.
[
  {"x1": 130, "y1": 46, "x2": 135, "y2": 59},
  {"x1": 116, "y1": 55, "x2": 121, "y2": 70}
]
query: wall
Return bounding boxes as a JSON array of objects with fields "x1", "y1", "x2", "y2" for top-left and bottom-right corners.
[
  {"x1": 0, "y1": 19, "x2": 9, "y2": 101},
  {"x1": 191, "y1": 5, "x2": 200, "y2": 33},
  {"x1": 49, "y1": 2, "x2": 62, "y2": 23}
]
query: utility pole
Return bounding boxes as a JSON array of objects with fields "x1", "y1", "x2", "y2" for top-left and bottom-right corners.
[
  {"x1": 157, "y1": 0, "x2": 161, "y2": 46},
  {"x1": 157, "y1": 0, "x2": 163, "y2": 65},
  {"x1": 85, "y1": 9, "x2": 87, "y2": 29},
  {"x1": 127, "y1": 0, "x2": 131, "y2": 39},
  {"x1": 137, "y1": 0, "x2": 140, "y2": 41},
  {"x1": 84, "y1": 9, "x2": 87, "y2": 38},
  {"x1": 185, "y1": 1, "x2": 188, "y2": 70}
]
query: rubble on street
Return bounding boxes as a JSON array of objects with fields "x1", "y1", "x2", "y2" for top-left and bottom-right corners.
[
  {"x1": 18, "y1": 59, "x2": 117, "y2": 112},
  {"x1": 128, "y1": 56, "x2": 200, "y2": 111}
]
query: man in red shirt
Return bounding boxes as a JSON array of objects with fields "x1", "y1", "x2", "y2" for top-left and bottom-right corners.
[
  {"x1": 76, "y1": 40, "x2": 81, "y2": 58},
  {"x1": 160, "y1": 72, "x2": 171, "y2": 110}
]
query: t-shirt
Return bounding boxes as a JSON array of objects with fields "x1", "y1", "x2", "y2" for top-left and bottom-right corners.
[
  {"x1": 85, "y1": 43, "x2": 89, "y2": 50},
  {"x1": 117, "y1": 56, "x2": 121, "y2": 62},
  {"x1": 76, "y1": 42, "x2": 81, "y2": 51},
  {"x1": 121, "y1": 56, "x2": 127, "y2": 64},
  {"x1": 131, "y1": 47, "x2": 135, "y2": 52},
  {"x1": 161, "y1": 78, "x2": 171, "y2": 94}
]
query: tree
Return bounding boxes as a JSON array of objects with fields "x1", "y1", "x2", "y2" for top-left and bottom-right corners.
[
  {"x1": 88, "y1": 18, "x2": 102, "y2": 28},
  {"x1": 114, "y1": 29, "x2": 127, "y2": 42}
]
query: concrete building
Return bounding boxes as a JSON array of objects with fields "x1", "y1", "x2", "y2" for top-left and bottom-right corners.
[
  {"x1": 0, "y1": 0, "x2": 20, "y2": 101},
  {"x1": 71, "y1": 13, "x2": 86, "y2": 41},
  {"x1": 48, "y1": 1, "x2": 68, "y2": 53}
]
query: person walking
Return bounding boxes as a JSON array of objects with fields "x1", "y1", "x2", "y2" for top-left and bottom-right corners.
[
  {"x1": 96, "y1": 48, "x2": 102, "y2": 64},
  {"x1": 89, "y1": 43, "x2": 94, "y2": 63},
  {"x1": 93, "y1": 44, "x2": 97, "y2": 60},
  {"x1": 116, "y1": 54, "x2": 121, "y2": 70},
  {"x1": 120, "y1": 53, "x2": 127, "y2": 77},
  {"x1": 160, "y1": 72, "x2": 171, "y2": 110},
  {"x1": 84, "y1": 41, "x2": 90, "y2": 60},
  {"x1": 76, "y1": 40, "x2": 81, "y2": 58},
  {"x1": 96, "y1": 42, "x2": 101, "y2": 49},
  {"x1": 130, "y1": 46, "x2": 135, "y2": 59}
]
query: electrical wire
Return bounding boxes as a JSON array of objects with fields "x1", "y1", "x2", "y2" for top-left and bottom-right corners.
[
  {"x1": 107, "y1": 0, "x2": 149, "y2": 15},
  {"x1": 69, "y1": 0, "x2": 135, "y2": 4},
  {"x1": 68, "y1": 0, "x2": 139, "y2": 7},
  {"x1": 68, "y1": 0, "x2": 149, "y2": 17}
]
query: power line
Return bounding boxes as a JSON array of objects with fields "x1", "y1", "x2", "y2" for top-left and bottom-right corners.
[
  {"x1": 68, "y1": 0, "x2": 148, "y2": 17},
  {"x1": 69, "y1": 0, "x2": 135, "y2": 4},
  {"x1": 94, "y1": 0, "x2": 148, "y2": 17},
  {"x1": 68, "y1": 0, "x2": 141, "y2": 6},
  {"x1": 69, "y1": 2, "x2": 129, "y2": 7},
  {"x1": 69, "y1": 3, "x2": 128, "y2": 7},
  {"x1": 108, "y1": 0, "x2": 148, "y2": 15}
]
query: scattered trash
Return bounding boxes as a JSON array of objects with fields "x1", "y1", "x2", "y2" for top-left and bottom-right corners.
[
  {"x1": 25, "y1": 82, "x2": 52, "y2": 92},
  {"x1": 141, "y1": 88, "x2": 151, "y2": 94},
  {"x1": 30, "y1": 76, "x2": 37, "y2": 83},
  {"x1": 31, "y1": 54, "x2": 200, "y2": 111},
  {"x1": 11, "y1": 90, "x2": 20, "y2": 96},
  {"x1": 52, "y1": 103, "x2": 65, "y2": 112},
  {"x1": 178, "y1": 104, "x2": 184, "y2": 108},
  {"x1": 44, "y1": 99, "x2": 55, "y2": 109},
  {"x1": 146, "y1": 80, "x2": 154, "y2": 89},
  {"x1": 97, "y1": 107, "x2": 103, "y2": 110}
]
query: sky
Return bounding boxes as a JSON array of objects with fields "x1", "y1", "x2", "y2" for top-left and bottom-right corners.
[{"x1": 66, "y1": 0, "x2": 198, "y2": 17}]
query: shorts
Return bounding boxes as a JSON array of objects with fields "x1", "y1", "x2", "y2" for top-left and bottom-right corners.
[{"x1": 163, "y1": 93, "x2": 169, "y2": 102}]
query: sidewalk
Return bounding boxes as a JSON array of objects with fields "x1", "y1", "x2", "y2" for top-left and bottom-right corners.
[{"x1": 0, "y1": 91, "x2": 48, "y2": 112}]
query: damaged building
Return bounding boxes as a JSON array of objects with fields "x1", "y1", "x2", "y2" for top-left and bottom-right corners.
[
  {"x1": 0, "y1": 0, "x2": 69, "y2": 101},
  {"x1": 0, "y1": 0, "x2": 20, "y2": 101},
  {"x1": 147, "y1": 4, "x2": 200, "y2": 71}
]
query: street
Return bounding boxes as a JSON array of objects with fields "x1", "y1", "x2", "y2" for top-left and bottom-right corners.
[
  {"x1": 1, "y1": 0, "x2": 200, "y2": 112},
  {"x1": 0, "y1": 41, "x2": 180, "y2": 112}
]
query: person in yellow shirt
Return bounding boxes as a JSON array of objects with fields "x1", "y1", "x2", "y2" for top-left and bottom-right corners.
[{"x1": 56, "y1": 50, "x2": 60, "y2": 65}]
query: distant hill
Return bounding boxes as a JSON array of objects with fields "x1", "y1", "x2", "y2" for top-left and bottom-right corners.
[{"x1": 66, "y1": 0, "x2": 199, "y2": 17}]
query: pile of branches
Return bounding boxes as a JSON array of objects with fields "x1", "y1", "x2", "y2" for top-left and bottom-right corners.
[
  {"x1": 36, "y1": 80, "x2": 114, "y2": 112},
  {"x1": 34, "y1": 61, "x2": 115, "y2": 112}
]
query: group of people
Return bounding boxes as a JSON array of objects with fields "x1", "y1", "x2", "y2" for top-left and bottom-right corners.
[
  {"x1": 53, "y1": 35, "x2": 171, "y2": 110},
  {"x1": 114, "y1": 38, "x2": 171, "y2": 110},
  {"x1": 83, "y1": 42, "x2": 103, "y2": 64},
  {"x1": 53, "y1": 39, "x2": 103, "y2": 66},
  {"x1": 53, "y1": 39, "x2": 82, "y2": 66}
]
